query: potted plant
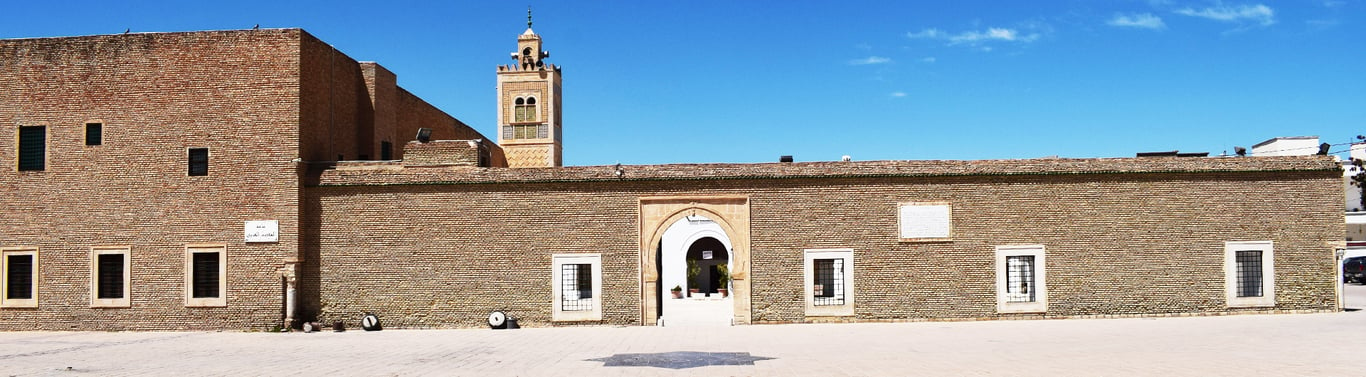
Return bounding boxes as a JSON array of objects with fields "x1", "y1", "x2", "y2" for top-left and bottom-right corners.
[
  {"x1": 687, "y1": 259, "x2": 700, "y2": 297},
  {"x1": 671, "y1": 285, "x2": 684, "y2": 299},
  {"x1": 716, "y1": 264, "x2": 730, "y2": 297}
]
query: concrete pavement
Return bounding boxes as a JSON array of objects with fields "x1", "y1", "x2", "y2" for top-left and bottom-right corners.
[{"x1": 5, "y1": 285, "x2": 1366, "y2": 376}]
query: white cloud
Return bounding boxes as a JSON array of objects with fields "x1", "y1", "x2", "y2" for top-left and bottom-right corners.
[
  {"x1": 1175, "y1": 4, "x2": 1276, "y2": 26},
  {"x1": 906, "y1": 27, "x2": 1040, "y2": 47},
  {"x1": 890, "y1": 91, "x2": 907, "y2": 98},
  {"x1": 1108, "y1": 13, "x2": 1166, "y2": 29},
  {"x1": 919, "y1": 57, "x2": 936, "y2": 63},
  {"x1": 906, "y1": 28, "x2": 944, "y2": 39},
  {"x1": 848, "y1": 56, "x2": 891, "y2": 65}
]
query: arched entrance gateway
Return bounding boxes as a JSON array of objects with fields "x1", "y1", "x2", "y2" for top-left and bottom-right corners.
[{"x1": 639, "y1": 196, "x2": 751, "y2": 326}]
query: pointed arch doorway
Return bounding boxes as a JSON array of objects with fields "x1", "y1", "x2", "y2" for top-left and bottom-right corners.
[{"x1": 639, "y1": 196, "x2": 751, "y2": 326}]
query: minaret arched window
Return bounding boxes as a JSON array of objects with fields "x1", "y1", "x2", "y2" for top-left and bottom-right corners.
[{"x1": 514, "y1": 97, "x2": 537, "y2": 122}]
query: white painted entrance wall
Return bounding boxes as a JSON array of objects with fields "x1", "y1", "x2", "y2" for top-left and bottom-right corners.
[{"x1": 659, "y1": 215, "x2": 734, "y2": 326}]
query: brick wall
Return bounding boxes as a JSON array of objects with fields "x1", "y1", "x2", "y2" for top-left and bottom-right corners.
[
  {"x1": 303, "y1": 158, "x2": 1343, "y2": 328},
  {"x1": 402, "y1": 140, "x2": 483, "y2": 167},
  {"x1": 395, "y1": 88, "x2": 505, "y2": 167},
  {"x1": 0, "y1": 28, "x2": 505, "y2": 331},
  {"x1": 298, "y1": 34, "x2": 502, "y2": 164},
  {"x1": 0, "y1": 30, "x2": 305, "y2": 330}
]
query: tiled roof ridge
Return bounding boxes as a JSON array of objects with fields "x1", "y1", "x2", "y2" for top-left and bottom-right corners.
[{"x1": 313, "y1": 155, "x2": 1340, "y2": 187}]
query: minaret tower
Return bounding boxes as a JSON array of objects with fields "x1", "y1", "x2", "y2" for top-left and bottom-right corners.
[{"x1": 497, "y1": 7, "x2": 563, "y2": 168}]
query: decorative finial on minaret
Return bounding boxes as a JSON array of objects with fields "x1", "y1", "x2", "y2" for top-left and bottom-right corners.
[{"x1": 527, "y1": 6, "x2": 533, "y2": 29}]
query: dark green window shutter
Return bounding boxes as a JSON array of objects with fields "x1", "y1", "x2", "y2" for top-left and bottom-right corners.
[
  {"x1": 381, "y1": 141, "x2": 393, "y2": 160},
  {"x1": 188, "y1": 148, "x2": 208, "y2": 176},
  {"x1": 191, "y1": 252, "x2": 219, "y2": 298},
  {"x1": 18, "y1": 126, "x2": 45, "y2": 171},
  {"x1": 85, "y1": 123, "x2": 103, "y2": 146},
  {"x1": 97, "y1": 254, "x2": 124, "y2": 299},
  {"x1": 5, "y1": 255, "x2": 33, "y2": 300}
]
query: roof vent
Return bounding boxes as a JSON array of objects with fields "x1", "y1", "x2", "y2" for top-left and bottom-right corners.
[{"x1": 779, "y1": 155, "x2": 794, "y2": 163}]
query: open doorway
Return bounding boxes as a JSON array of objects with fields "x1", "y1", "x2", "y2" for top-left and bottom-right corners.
[{"x1": 659, "y1": 215, "x2": 734, "y2": 326}]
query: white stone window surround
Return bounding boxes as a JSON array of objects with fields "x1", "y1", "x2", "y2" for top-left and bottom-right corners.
[
  {"x1": 995, "y1": 245, "x2": 1047, "y2": 314},
  {"x1": 1225, "y1": 241, "x2": 1275, "y2": 308},
  {"x1": 184, "y1": 244, "x2": 227, "y2": 307},
  {"x1": 1, "y1": 247, "x2": 39, "y2": 308},
  {"x1": 552, "y1": 253, "x2": 602, "y2": 321},
  {"x1": 90, "y1": 246, "x2": 131, "y2": 308},
  {"x1": 804, "y1": 248, "x2": 855, "y2": 317}
]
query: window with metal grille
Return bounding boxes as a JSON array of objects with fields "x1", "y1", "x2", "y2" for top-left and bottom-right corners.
[
  {"x1": 86, "y1": 123, "x2": 103, "y2": 146},
  {"x1": 18, "y1": 126, "x2": 45, "y2": 171},
  {"x1": 1005, "y1": 255, "x2": 1035, "y2": 303},
  {"x1": 812, "y1": 258, "x2": 845, "y2": 306},
  {"x1": 187, "y1": 148, "x2": 209, "y2": 176},
  {"x1": 96, "y1": 253, "x2": 124, "y2": 299},
  {"x1": 380, "y1": 141, "x2": 393, "y2": 160},
  {"x1": 561, "y1": 263, "x2": 593, "y2": 311},
  {"x1": 5, "y1": 254, "x2": 33, "y2": 300},
  {"x1": 191, "y1": 252, "x2": 220, "y2": 298},
  {"x1": 1235, "y1": 250, "x2": 1263, "y2": 298}
]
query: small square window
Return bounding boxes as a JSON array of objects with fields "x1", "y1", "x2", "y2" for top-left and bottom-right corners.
[
  {"x1": 552, "y1": 254, "x2": 602, "y2": 321},
  {"x1": 995, "y1": 245, "x2": 1047, "y2": 314},
  {"x1": 91, "y1": 246, "x2": 130, "y2": 308},
  {"x1": 17, "y1": 126, "x2": 46, "y2": 171},
  {"x1": 2, "y1": 247, "x2": 39, "y2": 308},
  {"x1": 188, "y1": 148, "x2": 209, "y2": 176},
  {"x1": 85, "y1": 123, "x2": 103, "y2": 146},
  {"x1": 184, "y1": 245, "x2": 226, "y2": 307},
  {"x1": 1225, "y1": 241, "x2": 1275, "y2": 308},
  {"x1": 804, "y1": 249, "x2": 854, "y2": 317}
]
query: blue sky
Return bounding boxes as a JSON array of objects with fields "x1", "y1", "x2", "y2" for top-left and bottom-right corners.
[{"x1": 3, "y1": 1, "x2": 1363, "y2": 165}]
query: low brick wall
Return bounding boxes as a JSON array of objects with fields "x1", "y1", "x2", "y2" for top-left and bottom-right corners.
[{"x1": 303, "y1": 157, "x2": 1343, "y2": 328}]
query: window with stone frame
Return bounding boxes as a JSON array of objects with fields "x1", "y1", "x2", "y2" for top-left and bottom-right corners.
[
  {"x1": 995, "y1": 245, "x2": 1047, "y2": 313},
  {"x1": 552, "y1": 254, "x2": 601, "y2": 321},
  {"x1": 18, "y1": 126, "x2": 46, "y2": 171},
  {"x1": 91, "y1": 246, "x2": 131, "y2": 308},
  {"x1": 804, "y1": 249, "x2": 854, "y2": 317},
  {"x1": 2, "y1": 247, "x2": 39, "y2": 308},
  {"x1": 184, "y1": 245, "x2": 226, "y2": 307},
  {"x1": 1225, "y1": 241, "x2": 1274, "y2": 308}
]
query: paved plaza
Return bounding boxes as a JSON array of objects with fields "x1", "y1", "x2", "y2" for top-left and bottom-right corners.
[{"x1": 4, "y1": 285, "x2": 1366, "y2": 376}]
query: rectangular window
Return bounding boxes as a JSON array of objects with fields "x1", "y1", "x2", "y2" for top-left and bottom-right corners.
[
  {"x1": 995, "y1": 245, "x2": 1047, "y2": 313},
  {"x1": 18, "y1": 126, "x2": 46, "y2": 171},
  {"x1": 502, "y1": 125, "x2": 514, "y2": 140},
  {"x1": 1004, "y1": 256, "x2": 1035, "y2": 303},
  {"x1": 91, "y1": 246, "x2": 131, "y2": 308},
  {"x1": 812, "y1": 259, "x2": 845, "y2": 306},
  {"x1": 560, "y1": 263, "x2": 594, "y2": 311},
  {"x1": 380, "y1": 141, "x2": 393, "y2": 160},
  {"x1": 552, "y1": 254, "x2": 602, "y2": 321},
  {"x1": 804, "y1": 249, "x2": 854, "y2": 317},
  {"x1": 1225, "y1": 241, "x2": 1274, "y2": 308},
  {"x1": 515, "y1": 124, "x2": 540, "y2": 139},
  {"x1": 184, "y1": 245, "x2": 226, "y2": 307},
  {"x1": 85, "y1": 123, "x2": 103, "y2": 146},
  {"x1": 188, "y1": 148, "x2": 208, "y2": 176},
  {"x1": 898, "y1": 202, "x2": 952, "y2": 242},
  {"x1": 2, "y1": 248, "x2": 38, "y2": 308}
]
